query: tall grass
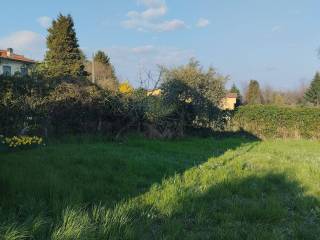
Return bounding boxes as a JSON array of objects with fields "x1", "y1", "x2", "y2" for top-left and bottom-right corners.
[{"x1": 0, "y1": 136, "x2": 320, "y2": 239}]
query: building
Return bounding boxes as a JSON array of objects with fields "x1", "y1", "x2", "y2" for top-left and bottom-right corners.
[
  {"x1": 0, "y1": 48, "x2": 35, "y2": 76},
  {"x1": 147, "y1": 88, "x2": 238, "y2": 110},
  {"x1": 220, "y1": 93, "x2": 238, "y2": 110},
  {"x1": 147, "y1": 89, "x2": 162, "y2": 96}
]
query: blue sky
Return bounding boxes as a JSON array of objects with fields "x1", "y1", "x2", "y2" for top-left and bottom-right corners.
[{"x1": 0, "y1": 0, "x2": 319, "y2": 90}]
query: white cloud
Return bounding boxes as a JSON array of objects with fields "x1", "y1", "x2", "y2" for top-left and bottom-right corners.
[
  {"x1": 0, "y1": 31, "x2": 46, "y2": 60},
  {"x1": 37, "y1": 16, "x2": 52, "y2": 28},
  {"x1": 197, "y1": 18, "x2": 210, "y2": 28},
  {"x1": 122, "y1": 0, "x2": 186, "y2": 32},
  {"x1": 155, "y1": 19, "x2": 186, "y2": 32}
]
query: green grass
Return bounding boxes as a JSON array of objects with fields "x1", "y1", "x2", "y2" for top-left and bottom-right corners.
[{"x1": 0, "y1": 135, "x2": 320, "y2": 239}]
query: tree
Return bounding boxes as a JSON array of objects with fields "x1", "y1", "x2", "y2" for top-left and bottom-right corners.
[
  {"x1": 160, "y1": 59, "x2": 228, "y2": 134},
  {"x1": 85, "y1": 50, "x2": 118, "y2": 91},
  {"x1": 44, "y1": 14, "x2": 85, "y2": 78},
  {"x1": 162, "y1": 59, "x2": 227, "y2": 106},
  {"x1": 305, "y1": 72, "x2": 320, "y2": 106},
  {"x1": 230, "y1": 83, "x2": 242, "y2": 106},
  {"x1": 94, "y1": 51, "x2": 111, "y2": 66},
  {"x1": 93, "y1": 51, "x2": 116, "y2": 80},
  {"x1": 245, "y1": 80, "x2": 263, "y2": 104}
]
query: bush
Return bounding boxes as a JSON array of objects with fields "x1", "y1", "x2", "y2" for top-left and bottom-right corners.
[
  {"x1": 0, "y1": 76, "x2": 122, "y2": 136},
  {"x1": 232, "y1": 105, "x2": 320, "y2": 139},
  {"x1": 0, "y1": 69, "x2": 228, "y2": 139}
]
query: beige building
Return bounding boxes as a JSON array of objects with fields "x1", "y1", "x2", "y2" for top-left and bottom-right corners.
[
  {"x1": 0, "y1": 48, "x2": 35, "y2": 76},
  {"x1": 220, "y1": 93, "x2": 238, "y2": 110},
  {"x1": 147, "y1": 89, "x2": 162, "y2": 96}
]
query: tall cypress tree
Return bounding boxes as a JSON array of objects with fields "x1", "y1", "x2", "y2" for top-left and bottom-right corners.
[
  {"x1": 44, "y1": 14, "x2": 84, "y2": 78},
  {"x1": 245, "y1": 80, "x2": 263, "y2": 104}
]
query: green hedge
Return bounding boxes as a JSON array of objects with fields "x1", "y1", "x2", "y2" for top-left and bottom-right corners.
[{"x1": 232, "y1": 105, "x2": 320, "y2": 139}]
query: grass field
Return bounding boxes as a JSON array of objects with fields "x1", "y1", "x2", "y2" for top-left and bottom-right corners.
[{"x1": 0, "y1": 135, "x2": 320, "y2": 239}]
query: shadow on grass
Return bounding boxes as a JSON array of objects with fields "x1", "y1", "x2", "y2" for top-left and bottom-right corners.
[
  {"x1": 122, "y1": 174, "x2": 320, "y2": 239},
  {"x1": 0, "y1": 132, "x2": 263, "y2": 238},
  {"x1": 0, "y1": 130, "x2": 260, "y2": 206},
  {"x1": 186, "y1": 128, "x2": 261, "y2": 141}
]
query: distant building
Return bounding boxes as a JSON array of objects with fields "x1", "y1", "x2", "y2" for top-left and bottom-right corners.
[
  {"x1": 147, "y1": 89, "x2": 162, "y2": 96},
  {"x1": 147, "y1": 89, "x2": 238, "y2": 110},
  {"x1": 220, "y1": 93, "x2": 238, "y2": 110},
  {"x1": 0, "y1": 48, "x2": 35, "y2": 76}
]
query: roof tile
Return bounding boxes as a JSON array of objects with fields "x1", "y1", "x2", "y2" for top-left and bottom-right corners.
[{"x1": 0, "y1": 50, "x2": 35, "y2": 63}]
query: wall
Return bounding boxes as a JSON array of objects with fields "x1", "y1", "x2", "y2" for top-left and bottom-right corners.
[
  {"x1": 0, "y1": 59, "x2": 30, "y2": 75},
  {"x1": 220, "y1": 97, "x2": 237, "y2": 110}
]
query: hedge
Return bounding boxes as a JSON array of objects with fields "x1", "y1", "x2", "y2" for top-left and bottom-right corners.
[
  {"x1": 0, "y1": 76, "x2": 227, "y2": 138},
  {"x1": 232, "y1": 105, "x2": 320, "y2": 139}
]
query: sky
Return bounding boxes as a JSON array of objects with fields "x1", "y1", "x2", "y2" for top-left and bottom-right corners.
[{"x1": 0, "y1": 0, "x2": 320, "y2": 90}]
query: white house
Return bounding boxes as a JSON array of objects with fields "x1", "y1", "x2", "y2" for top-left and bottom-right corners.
[{"x1": 0, "y1": 48, "x2": 35, "y2": 76}]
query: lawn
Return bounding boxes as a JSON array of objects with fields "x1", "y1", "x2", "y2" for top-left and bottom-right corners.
[{"x1": 0, "y1": 135, "x2": 320, "y2": 239}]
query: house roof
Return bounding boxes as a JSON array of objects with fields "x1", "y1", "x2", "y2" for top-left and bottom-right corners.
[
  {"x1": 226, "y1": 92, "x2": 238, "y2": 98},
  {"x1": 0, "y1": 50, "x2": 35, "y2": 63}
]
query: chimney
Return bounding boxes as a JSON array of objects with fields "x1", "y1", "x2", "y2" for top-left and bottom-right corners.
[{"x1": 7, "y1": 48, "x2": 13, "y2": 57}]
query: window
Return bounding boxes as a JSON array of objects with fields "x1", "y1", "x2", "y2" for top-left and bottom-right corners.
[
  {"x1": 21, "y1": 67, "x2": 28, "y2": 76},
  {"x1": 3, "y1": 66, "x2": 11, "y2": 76}
]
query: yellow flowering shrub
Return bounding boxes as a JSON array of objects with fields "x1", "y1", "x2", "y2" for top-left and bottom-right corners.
[
  {"x1": 1, "y1": 136, "x2": 43, "y2": 150},
  {"x1": 119, "y1": 81, "x2": 134, "y2": 95}
]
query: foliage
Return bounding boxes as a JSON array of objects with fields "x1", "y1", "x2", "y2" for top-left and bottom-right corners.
[
  {"x1": 161, "y1": 59, "x2": 227, "y2": 106},
  {"x1": 245, "y1": 80, "x2": 263, "y2": 104},
  {"x1": 0, "y1": 75, "x2": 123, "y2": 136},
  {"x1": 261, "y1": 85, "x2": 307, "y2": 106},
  {"x1": 230, "y1": 82, "x2": 242, "y2": 106},
  {"x1": 232, "y1": 105, "x2": 320, "y2": 139},
  {"x1": 160, "y1": 59, "x2": 228, "y2": 135},
  {"x1": 1, "y1": 136, "x2": 320, "y2": 239},
  {"x1": 305, "y1": 72, "x2": 320, "y2": 106},
  {"x1": 230, "y1": 82, "x2": 240, "y2": 95},
  {"x1": 0, "y1": 58, "x2": 230, "y2": 138},
  {"x1": 85, "y1": 50, "x2": 118, "y2": 91},
  {"x1": 46, "y1": 82, "x2": 125, "y2": 135},
  {"x1": 0, "y1": 76, "x2": 46, "y2": 136},
  {"x1": 94, "y1": 50, "x2": 111, "y2": 66},
  {"x1": 44, "y1": 14, "x2": 85, "y2": 78}
]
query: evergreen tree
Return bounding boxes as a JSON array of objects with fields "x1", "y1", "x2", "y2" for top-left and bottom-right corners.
[
  {"x1": 245, "y1": 80, "x2": 263, "y2": 104},
  {"x1": 305, "y1": 72, "x2": 320, "y2": 106},
  {"x1": 94, "y1": 51, "x2": 111, "y2": 66},
  {"x1": 86, "y1": 50, "x2": 118, "y2": 91},
  {"x1": 230, "y1": 83, "x2": 242, "y2": 106},
  {"x1": 230, "y1": 83, "x2": 240, "y2": 96},
  {"x1": 44, "y1": 14, "x2": 84, "y2": 78},
  {"x1": 93, "y1": 50, "x2": 116, "y2": 80},
  {"x1": 79, "y1": 49, "x2": 87, "y2": 63}
]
